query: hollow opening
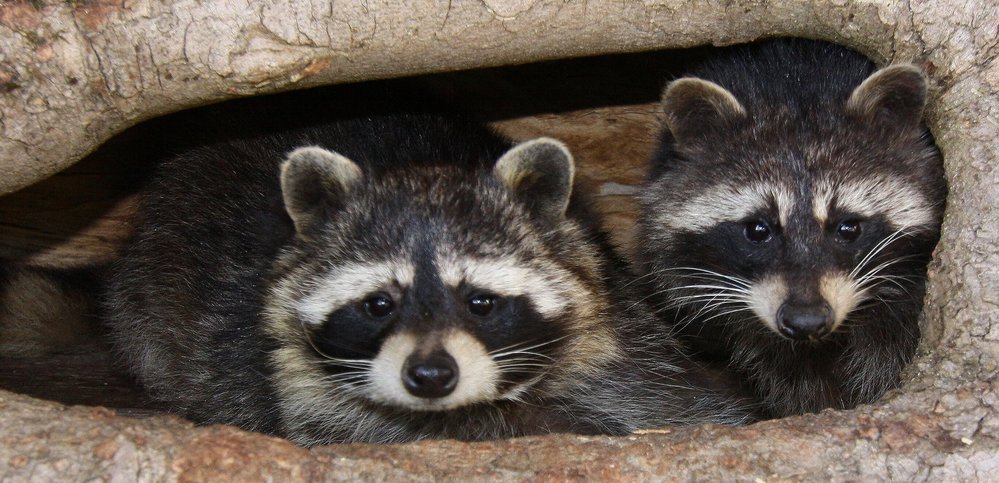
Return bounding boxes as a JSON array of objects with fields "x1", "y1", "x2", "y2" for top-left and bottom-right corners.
[{"x1": 0, "y1": 40, "x2": 947, "y2": 429}]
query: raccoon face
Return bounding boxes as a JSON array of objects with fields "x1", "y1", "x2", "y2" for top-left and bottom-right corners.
[
  {"x1": 291, "y1": 255, "x2": 577, "y2": 411},
  {"x1": 642, "y1": 65, "x2": 945, "y2": 343},
  {"x1": 662, "y1": 185, "x2": 930, "y2": 341},
  {"x1": 265, "y1": 138, "x2": 615, "y2": 417}
]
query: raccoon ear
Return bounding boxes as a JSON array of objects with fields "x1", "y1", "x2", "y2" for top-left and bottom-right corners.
[
  {"x1": 280, "y1": 146, "x2": 363, "y2": 236},
  {"x1": 494, "y1": 137, "x2": 575, "y2": 220},
  {"x1": 661, "y1": 77, "x2": 746, "y2": 143},
  {"x1": 846, "y1": 64, "x2": 928, "y2": 131}
]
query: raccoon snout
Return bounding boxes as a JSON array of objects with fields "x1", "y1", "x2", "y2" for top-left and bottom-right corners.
[
  {"x1": 402, "y1": 352, "x2": 459, "y2": 399},
  {"x1": 776, "y1": 303, "x2": 833, "y2": 341}
]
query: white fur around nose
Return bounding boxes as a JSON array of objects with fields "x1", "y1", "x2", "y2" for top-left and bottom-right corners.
[
  {"x1": 819, "y1": 272, "x2": 863, "y2": 332},
  {"x1": 748, "y1": 274, "x2": 787, "y2": 334},
  {"x1": 367, "y1": 331, "x2": 499, "y2": 411}
]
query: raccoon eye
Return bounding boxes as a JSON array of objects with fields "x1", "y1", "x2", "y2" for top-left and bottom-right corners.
[
  {"x1": 744, "y1": 220, "x2": 772, "y2": 244},
  {"x1": 836, "y1": 220, "x2": 862, "y2": 243},
  {"x1": 362, "y1": 294, "x2": 395, "y2": 318},
  {"x1": 467, "y1": 293, "x2": 498, "y2": 317}
]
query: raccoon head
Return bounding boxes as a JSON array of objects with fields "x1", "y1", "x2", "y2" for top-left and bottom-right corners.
[
  {"x1": 264, "y1": 137, "x2": 618, "y2": 437},
  {"x1": 642, "y1": 64, "x2": 945, "y2": 343}
]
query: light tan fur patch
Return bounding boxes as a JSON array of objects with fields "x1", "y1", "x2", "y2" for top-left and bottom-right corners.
[
  {"x1": 812, "y1": 176, "x2": 935, "y2": 230},
  {"x1": 295, "y1": 260, "x2": 415, "y2": 326},
  {"x1": 368, "y1": 330, "x2": 500, "y2": 411},
  {"x1": 748, "y1": 274, "x2": 787, "y2": 333},
  {"x1": 435, "y1": 254, "x2": 573, "y2": 319},
  {"x1": 819, "y1": 272, "x2": 864, "y2": 332},
  {"x1": 659, "y1": 181, "x2": 795, "y2": 234}
]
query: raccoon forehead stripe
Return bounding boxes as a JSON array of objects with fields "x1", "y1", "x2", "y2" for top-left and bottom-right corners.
[
  {"x1": 436, "y1": 256, "x2": 573, "y2": 318},
  {"x1": 657, "y1": 182, "x2": 795, "y2": 232},
  {"x1": 813, "y1": 176, "x2": 935, "y2": 229},
  {"x1": 296, "y1": 261, "x2": 415, "y2": 326}
]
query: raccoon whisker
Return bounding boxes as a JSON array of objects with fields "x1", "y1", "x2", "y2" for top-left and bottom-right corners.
[
  {"x1": 499, "y1": 393, "x2": 526, "y2": 405},
  {"x1": 674, "y1": 274, "x2": 754, "y2": 290},
  {"x1": 615, "y1": 269, "x2": 667, "y2": 290},
  {"x1": 867, "y1": 273, "x2": 919, "y2": 285},
  {"x1": 490, "y1": 347, "x2": 557, "y2": 362},
  {"x1": 497, "y1": 373, "x2": 552, "y2": 395},
  {"x1": 310, "y1": 354, "x2": 374, "y2": 367},
  {"x1": 496, "y1": 364, "x2": 550, "y2": 373},
  {"x1": 314, "y1": 356, "x2": 374, "y2": 366},
  {"x1": 489, "y1": 336, "x2": 568, "y2": 359},
  {"x1": 332, "y1": 385, "x2": 372, "y2": 403},
  {"x1": 324, "y1": 379, "x2": 369, "y2": 391},
  {"x1": 849, "y1": 227, "x2": 912, "y2": 279},
  {"x1": 700, "y1": 306, "x2": 755, "y2": 322},
  {"x1": 676, "y1": 301, "x2": 752, "y2": 322},
  {"x1": 853, "y1": 256, "x2": 922, "y2": 293},
  {"x1": 320, "y1": 371, "x2": 371, "y2": 385},
  {"x1": 492, "y1": 353, "x2": 554, "y2": 367},
  {"x1": 667, "y1": 267, "x2": 753, "y2": 289},
  {"x1": 666, "y1": 283, "x2": 753, "y2": 301},
  {"x1": 685, "y1": 299, "x2": 743, "y2": 321},
  {"x1": 495, "y1": 385, "x2": 531, "y2": 404},
  {"x1": 496, "y1": 361, "x2": 553, "y2": 374},
  {"x1": 688, "y1": 308, "x2": 756, "y2": 331},
  {"x1": 671, "y1": 300, "x2": 750, "y2": 332},
  {"x1": 494, "y1": 356, "x2": 554, "y2": 369},
  {"x1": 677, "y1": 310, "x2": 752, "y2": 338},
  {"x1": 633, "y1": 268, "x2": 753, "y2": 313},
  {"x1": 668, "y1": 284, "x2": 753, "y2": 296},
  {"x1": 494, "y1": 353, "x2": 552, "y2": 364},
  {"x1": 860, "y1": 274, "x2": 918, "y2": 293},
  {"x1": 866, "y1": 293, "x2": 907, "y2": 308},
  {"x1": 855, "y1": 254, "x2": 922, "y2": 282},
  {"x1": 625, "y1": 285, "x2": 680, "y2": 312},
  {"x1": 668, "y1": 292, "x2": 752, "y2": 312},
  {"x1": 317, "y1": 362, "x2": 374, "y2": 373},
  {"x1": 850, "y1": 227, "x2": 905, "y2": 277},
  {"x1": 669, "y1": 293, "x2": 753, "y2": 305},
  {"x1": 495, "y1": 360, "x2": 550, "y2": 368}
]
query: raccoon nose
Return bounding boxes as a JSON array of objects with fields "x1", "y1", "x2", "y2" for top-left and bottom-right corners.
[
  {"x1": 402, "y1": 352, "x2": 459, "y2": 399},
  {"x1": 777, "y1": 303, "x2": 833, "y2": 341}
]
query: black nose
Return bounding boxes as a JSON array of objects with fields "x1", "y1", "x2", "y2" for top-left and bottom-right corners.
[
  {"x1": 402, "y1": 352, "x2": 459, "y2": 399},
  {"x1": 777, "y1": 303, "x2": 833, "y2": 340}
]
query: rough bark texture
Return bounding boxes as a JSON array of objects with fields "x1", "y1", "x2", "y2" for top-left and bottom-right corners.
[{"x1": 2, "y1": 0, "x2": 998, "y2": 480}]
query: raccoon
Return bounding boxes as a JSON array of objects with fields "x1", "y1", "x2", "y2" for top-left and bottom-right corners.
[
  {"x1": 106, "y1": 104, "x2": 749, "y2": 446},
  {"x1": 0, "y1": 265, "x2": 100, "y2": 357},
  {"x1": 637, "y1": 39, "x2": 947, "y2": 418}
]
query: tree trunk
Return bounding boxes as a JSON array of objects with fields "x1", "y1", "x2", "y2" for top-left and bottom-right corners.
[{"x1": 1, "y1": 0, "x2": 997, "y2": 479}]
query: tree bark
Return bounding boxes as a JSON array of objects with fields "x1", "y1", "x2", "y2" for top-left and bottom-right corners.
[{"x1": 1, "y1": 0, "x2": 997, "y2": 479}]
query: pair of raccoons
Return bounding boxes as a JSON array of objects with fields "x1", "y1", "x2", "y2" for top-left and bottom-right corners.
[{"x1": 12, "y1": 38, "x2": 947, "y2": 446}]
